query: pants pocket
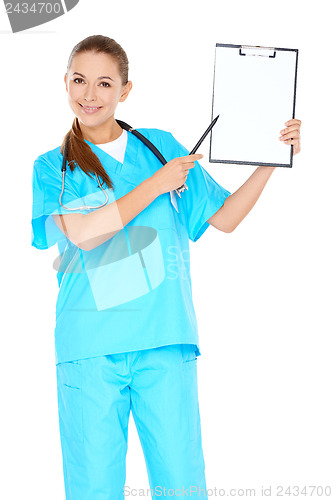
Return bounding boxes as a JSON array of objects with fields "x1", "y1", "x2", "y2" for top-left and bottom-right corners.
[
  {"x1": 182, "y1": 345, "x2": 199, "y2": 441},
  {"x1": 56, "y1": 360, "x2": 83, "y2": 443}
]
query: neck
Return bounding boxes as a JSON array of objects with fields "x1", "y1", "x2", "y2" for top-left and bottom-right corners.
[{"x1": 80, "y1": 117, "x2": 123, "y2": 144}]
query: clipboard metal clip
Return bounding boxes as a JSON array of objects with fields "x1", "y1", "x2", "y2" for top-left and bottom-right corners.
[{"x1": 239, "y1": 45, "x2": 276, "y2": 58}]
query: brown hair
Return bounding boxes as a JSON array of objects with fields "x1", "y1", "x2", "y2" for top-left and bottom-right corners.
[{"x1": 60, "y1": 35, "x2": 129, "y2": 190}]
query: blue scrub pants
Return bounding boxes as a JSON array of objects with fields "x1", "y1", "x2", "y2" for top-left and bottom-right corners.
[{"x1": 56, "y1": 344, "x2": 207, "y2": 499}]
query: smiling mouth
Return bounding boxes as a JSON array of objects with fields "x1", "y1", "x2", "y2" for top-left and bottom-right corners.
[{"x1": 79, "y1": 103, "x2": 102, "y2": 110}]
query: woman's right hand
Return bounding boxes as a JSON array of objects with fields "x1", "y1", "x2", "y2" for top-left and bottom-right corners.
[{"x1": 151, "y1": 154, "x2": 203, "y2": 195}]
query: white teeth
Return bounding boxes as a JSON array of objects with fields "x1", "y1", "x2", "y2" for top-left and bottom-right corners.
[{"x1": 81, "y1": 104, "x2": 100, "y2": 110}]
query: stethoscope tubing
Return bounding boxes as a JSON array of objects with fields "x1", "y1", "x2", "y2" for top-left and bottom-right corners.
[{"x1": 59, "y1": 120, "x2": 187, "y2": 211}]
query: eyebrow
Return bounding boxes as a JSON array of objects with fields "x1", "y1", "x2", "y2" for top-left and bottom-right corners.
[{"x1": 72, "y1": 72, "x2": 115, "y2": 82}]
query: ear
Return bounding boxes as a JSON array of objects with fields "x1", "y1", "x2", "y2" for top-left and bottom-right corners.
[
  {"x1": 64, "y1": 73, "x2": 68, "y2": 92},
  {"x1": 119, "y1": 81, "x2": 133, "y2": 103}
]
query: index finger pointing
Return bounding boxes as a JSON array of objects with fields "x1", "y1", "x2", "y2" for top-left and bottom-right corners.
[{"x1": 184, "y1": 154, "x2": 204, "y2": 162}]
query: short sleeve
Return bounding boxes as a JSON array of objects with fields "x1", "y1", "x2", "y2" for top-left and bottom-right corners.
[
  {"x1": 162, "y1": 132, "x2": 232, "y2": 242},
  {"x1": 31, "y1": 155, "x2": 90, "y2": 250}
]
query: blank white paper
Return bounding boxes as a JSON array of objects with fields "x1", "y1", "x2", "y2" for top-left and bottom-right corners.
[{"x1": 210, "y1": 44, "x2": 298, "y2": 166}]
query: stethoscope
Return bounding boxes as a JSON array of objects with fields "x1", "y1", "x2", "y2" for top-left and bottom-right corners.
[{"x1": 59, "y1": 119, "x2": 187, "y2": 211}]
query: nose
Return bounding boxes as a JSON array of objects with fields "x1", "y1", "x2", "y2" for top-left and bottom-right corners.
[{"x1": 83, "y1": 84, "x2": 97, "y2": 102}]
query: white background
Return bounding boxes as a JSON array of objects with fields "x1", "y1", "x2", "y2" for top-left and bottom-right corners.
[{"x1": 1, "y1": 0, "x2": 332, "y2": 498}]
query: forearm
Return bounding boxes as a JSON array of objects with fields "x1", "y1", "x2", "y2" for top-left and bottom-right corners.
[
  {"x1": 78, "y1": 177, "x2": 160, "y2": 250},
  {"x1": 214, "y1": 166, "x2": 276, "y2": 232}
]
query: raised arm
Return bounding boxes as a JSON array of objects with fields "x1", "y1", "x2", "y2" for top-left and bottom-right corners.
[
  {"x1": 53, "y1": 153, "x2": 202, "y2": 251},
  {"x1": 53, "y1": 177, "x2": 158, "y2": 251},
  {"x1": 207, "y1": 166, "x2": 276, "y2": 232},
  {"x1": 207, "y1": 119, "x2": 302, "y2": 233}
]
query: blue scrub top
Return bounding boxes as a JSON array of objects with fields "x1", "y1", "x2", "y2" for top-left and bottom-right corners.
[{"x1": 31, "y1": 128, "x2": 231, "y2": 365}]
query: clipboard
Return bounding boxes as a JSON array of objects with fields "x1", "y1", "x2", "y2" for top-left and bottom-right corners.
[{"x1": 209, "y1": 44, "x2": 299, "y2": 168}]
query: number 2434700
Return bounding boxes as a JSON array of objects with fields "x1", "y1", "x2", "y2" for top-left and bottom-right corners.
[{"x1": 5, "y1": 3, "x2": 62, "y2": 14}]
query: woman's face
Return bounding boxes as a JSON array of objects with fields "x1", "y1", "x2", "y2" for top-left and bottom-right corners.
[{"x1": 64, "y1": 50, "x2": 132, "y2": 130}]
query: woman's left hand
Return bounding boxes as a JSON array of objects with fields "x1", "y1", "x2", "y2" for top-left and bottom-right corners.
[{"x1": 279, "y1": 119, "x2": 302, "y2": 155}]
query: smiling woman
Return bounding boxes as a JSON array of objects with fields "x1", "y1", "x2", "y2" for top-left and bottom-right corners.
[
  {"x1": 31, "y1": 33, "x2": 301, "y2": 500},
  {"x1": 31, "y1": 33, "x2": 227, "y2": 500},
  {"x1": 64, "y1": 47, "x2": 133, "y2": 145},
  {"x1": 68, "y1": 68, "x2": 122, "y2": 116}
]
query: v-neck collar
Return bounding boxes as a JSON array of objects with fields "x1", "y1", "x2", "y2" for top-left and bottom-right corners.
[{"x1": 84, "y1": 130, "x2": 139, "y2": 175}]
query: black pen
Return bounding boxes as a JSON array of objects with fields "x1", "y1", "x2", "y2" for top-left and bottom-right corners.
[
  {"x1": 175, "y1": 115, "x2": 220, "y2": 196},
  {"x1": 189, "y1": 114, "x2": 220, "y2": 154}
]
